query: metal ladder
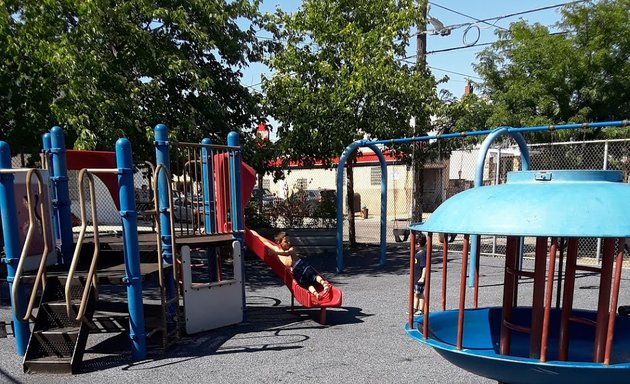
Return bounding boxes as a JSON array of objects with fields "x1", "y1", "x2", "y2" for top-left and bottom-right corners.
[
  {"x1": 23, "y1": 169, "x2": 101, "y2": 373},
  {"x1": 144, "y1": 164, "x2": 181, "y2": 350}
]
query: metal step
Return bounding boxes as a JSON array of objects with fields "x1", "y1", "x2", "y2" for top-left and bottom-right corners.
[
  {"x1": 23, "y1": 356, "x2": 73, "y2": 374},
  {"x1": 37, "y1": 301, "x2": 82, "y2": 329},
  {"x1": 31, "y1": 327, "x2": 80, "y2": 358},
  {"x1": 0, "y1": 321, "x2": 9, "y2": 338},
  {"x1": 23, "y1": 276, "x2": 96, "y2": 374}
]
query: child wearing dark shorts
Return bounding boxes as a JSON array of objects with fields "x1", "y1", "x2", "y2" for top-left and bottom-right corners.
[
  {"x1": 270, "y1": 231, "x2": 331, "y2": 299},
  {"x1": 411, "y1": 232, "x2": 427, "y2": 315}
]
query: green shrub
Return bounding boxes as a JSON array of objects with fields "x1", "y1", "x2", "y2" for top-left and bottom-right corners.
[{"x1": 244, "y1": 189, "x2": 337, "y2": 229}]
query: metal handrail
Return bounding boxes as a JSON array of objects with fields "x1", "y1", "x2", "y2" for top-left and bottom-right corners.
[
  {"x1": 65, "y1": 168, "x2": 108, "y2": 321},
  {"x1": 152, "y1": 164, "x2": 179, "y2": 292},
  {"x1": 6, "y1": 168, "x2": 51, "y2": 322},
  {"x1": 173, "y1": 141, "x2": 240, "y2": 151},
  {"x1": 151, "y1": 164, "x2": 180, "y2": 346}
]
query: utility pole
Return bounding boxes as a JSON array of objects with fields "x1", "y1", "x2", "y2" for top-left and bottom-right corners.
[{"x1": 411, "y1": 0, "x2": 428, "y2": 224}]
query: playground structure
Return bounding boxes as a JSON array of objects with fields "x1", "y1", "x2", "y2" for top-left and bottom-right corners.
[
  {"x1": 400, "y1": 122, "x2": 630, "y2": 383},
  {"x1": 1, "y1": 124, "x2": 342, "y2": 374}
]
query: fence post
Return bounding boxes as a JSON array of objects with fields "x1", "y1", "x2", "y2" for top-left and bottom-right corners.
[
  {"x1": 0, "y1": 141, "x2": 30, "y2": 355},
  {"x1": 115, "y1": 138, "x2": 146, "y2": 360},
  {"x1": 50, "y1": 126, "x2": 74, "y2": 265}
]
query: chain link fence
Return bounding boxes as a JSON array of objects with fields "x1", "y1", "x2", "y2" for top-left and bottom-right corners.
[
  {"x1": 2, "y1": 137, "x2": 628, "y2": 263},
  {"x1": 259, "y1": 138, "x2": 630, "y2": 263}
]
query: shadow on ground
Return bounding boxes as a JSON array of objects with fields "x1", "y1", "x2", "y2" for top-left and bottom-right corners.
[{"x1": 77, "y1": 295, "x2": 370, "y2": 374}]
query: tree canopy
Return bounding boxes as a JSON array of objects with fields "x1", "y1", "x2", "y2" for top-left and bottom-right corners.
[
  {"x1": 473, "y1": 0, "x2": 630, "y2": 138},
  {"x1": 0, "y1": 0, "x2": 264, "y2": 159},
  {"x1": 261, "y1": 0, "x2": 436, "y2": 168}
]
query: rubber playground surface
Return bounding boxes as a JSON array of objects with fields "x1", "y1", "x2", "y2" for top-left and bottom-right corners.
[{"x1": 1, "y1": 242, "x2": 627, "y2": 384}]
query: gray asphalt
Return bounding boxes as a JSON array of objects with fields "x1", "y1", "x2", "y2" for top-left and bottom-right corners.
[{"x1": 1, "y1": 243, "x2": 627, "y2": 384}]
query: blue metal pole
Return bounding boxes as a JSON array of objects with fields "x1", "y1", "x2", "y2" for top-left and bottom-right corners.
[
  {"x1": 367, "y1": 120, "x2": 628, "y2": 146},
  {"x1": 365, "y1": 143, "x2": 388, "y2": 268},
  {"x1": 227, "y1": 132, "x2": 244, "y2": 241},
  {"x1": 115, "y1": 138, "x2": 146, "y2": 360},
  {"x1": 335, "y1": 141, "x2": 362, "y2": 273},
  {"x1": 0, "y1": 141, "x2": 30, "y2": 356},
  {"x1": 201, "y1": 138, "x2": 217, "y2": 282},
  {"x1": 201, "y1": 138, "x2": 213, "y2": 233},
  {"x1": 154, "y1": 124, "x2": 172, "y2": 264},
  {"x1": 42, "y1": 133, "x2": 61, "y2": 249},
  {"x1": 153, "y1": 124, "x2": 176, "y2": 327},
  {"x1": 468, "y1": 128, "x2": 530, "y2": 287},
  {"x1": 227, "y1": 131, "x2": 246, "y2": 316},
  {"x1": 49, "y1": 126, "x2": 73, "y2": 265}
]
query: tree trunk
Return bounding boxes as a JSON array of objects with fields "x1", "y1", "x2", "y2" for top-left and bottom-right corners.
[{"x1": 347, "y1": 161, "x2": 356, "y2": 247}]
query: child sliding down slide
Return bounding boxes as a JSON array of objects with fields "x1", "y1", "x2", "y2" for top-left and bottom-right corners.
[{"x1": 266, "y1": 231, "x2": 331, "y2": 300}]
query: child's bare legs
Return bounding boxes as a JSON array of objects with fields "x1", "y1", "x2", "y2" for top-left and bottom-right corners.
[
  {"x1": 314, "y1": 275, "x2": 330, "y2": 292},
  {"x1": 308, "y1": 286, "x2": 319, "y2": 298},
  {"x1": 413, "y1": 293, "x2": 424, "y2": 313}
]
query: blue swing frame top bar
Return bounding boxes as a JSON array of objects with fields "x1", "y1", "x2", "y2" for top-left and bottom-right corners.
[{"x1": 335, "y1": 119, "x2": 629, "y2": 273}]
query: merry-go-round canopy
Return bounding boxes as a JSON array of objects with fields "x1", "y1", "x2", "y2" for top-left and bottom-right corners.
[{"x1": 409, "y1": 170, "x2": 630, "y2": 238}]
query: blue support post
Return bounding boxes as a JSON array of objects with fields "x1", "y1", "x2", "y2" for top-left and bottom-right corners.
[
  {"x1": 154, "y1": 124, "x2": 173, "y2": 264},
  {"x1": 115, "y1": 138, "x2": 147, "y2": 360},
  {"x1": 365, "y1": 143, "x2": 388, "y2": 269},
  {"x1": 0, "y1": 142, "x2": 30, "y2": 356},
  {"x1": 334, "y1": 141, "x2": 388, "y2": 272},
  {"x1": 201, "y1": 138, "x2": 215, "y2": 233},
  {"x1": 335, "y1": 141, "x2": 361, "y2": 273},
  {"x1": 153, "y1": 124, "x2": 176, "y2": 326},
  {"x1": 50, "y1": 126, "x2": 73, "y2": 265},
  {"x1": 201, "y1": 138, "x2": 217, "y2": 282},
  {"x1": 227, "y1": 132, "x2": 244, "y2": 241},
  {"x1": 42, "y1": 133, "x2": 61, "y2": 255},
  {"x1": 227, "y1": 131, "x2": 246, "y2": 315},
  {"x1": 468, "y1": 127, "x2": 530, "y2": 287}
]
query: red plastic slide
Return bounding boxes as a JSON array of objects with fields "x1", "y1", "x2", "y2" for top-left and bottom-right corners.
[
  {"x1": 244, "y1": 228, "x2": 342, "y2": 324},
  {"x1": 215, "y1": 159, "x2": 342, "y2": 323}
]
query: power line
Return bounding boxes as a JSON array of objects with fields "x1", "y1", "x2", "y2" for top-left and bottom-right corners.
[
  {"x1": 429, "y1": 2, "x2": 508, "y2": 31},
  {"x1": 430, "y1": 0, "x2": 588, "y2": 30},
  {"x1": 429, "y1": 66, "x2": 483, "y2": 80},
  {"x1": 420, "y1": 30, "x2": 572, "y2": 55},
  {"x1": 427, "y1": 41, "x2": 494, "y2": 55},
  {"x1": 245, "y1": 81, "x2": 263, "y2": 89}
]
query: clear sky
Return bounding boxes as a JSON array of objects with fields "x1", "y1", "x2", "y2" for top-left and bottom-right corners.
[{"x1": 242, "y1": 1, "x2": 576, "y2": 98}]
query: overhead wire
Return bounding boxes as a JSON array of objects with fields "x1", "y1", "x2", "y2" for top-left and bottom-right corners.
[{"x1": 425, "y1": 0, "x2": 589, "y2": 35}]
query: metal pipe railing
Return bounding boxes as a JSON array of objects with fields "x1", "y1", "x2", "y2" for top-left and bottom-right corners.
[
  {"x1": 5, "y1": 168, "x2": 51, "y2": 322},
  {"x1": 150, "y1": 164, "x2": 181, "y2": 348},
  {"x1": 64, "y1": 168, "x2": 115, "y2": 321}
]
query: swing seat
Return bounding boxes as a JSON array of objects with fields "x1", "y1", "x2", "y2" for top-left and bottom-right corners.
[{"x1": 393, "y1": 228, "x2": 410, "y2": 242}]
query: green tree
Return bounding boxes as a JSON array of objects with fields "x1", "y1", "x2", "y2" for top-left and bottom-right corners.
[
  {"x1": 474, "y1": 0, "x2": 630, "y2": 140},
  {"x1": 0, "y1": 0, "x2": 264, "y2": 159},
  {"x1": 261, "y1": 0, "x2": 436, "y2": 241}
]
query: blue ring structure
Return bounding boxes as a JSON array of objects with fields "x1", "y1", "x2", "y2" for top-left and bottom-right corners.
[
  {"x1": 406, "y1": 308, "x2": 630, "y2": 384},
  {"x1": 406, "y1": 169, "x2": 630, "y2": 384}
]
